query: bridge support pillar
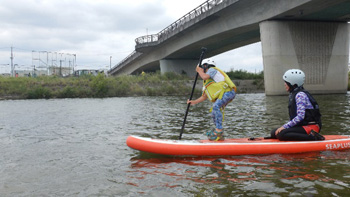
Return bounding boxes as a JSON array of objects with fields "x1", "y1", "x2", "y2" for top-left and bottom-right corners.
[
  {"x1": 260, "y1": 21, "x2": 349, "y2": 95},
  {"x1": 160, "y1": 59, "x2": 198, "y2": 77}
]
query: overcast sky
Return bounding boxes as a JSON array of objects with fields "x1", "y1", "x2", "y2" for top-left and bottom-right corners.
[{"x1": 0, "y1": 0, "x2": 263, "y2": 74}]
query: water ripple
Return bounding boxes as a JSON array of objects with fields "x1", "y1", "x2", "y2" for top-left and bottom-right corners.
[{"x1": 0, "y1": 93, "x2": 350, "y2": 196}]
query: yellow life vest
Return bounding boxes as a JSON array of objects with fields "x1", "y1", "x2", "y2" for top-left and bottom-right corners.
[{"x1": 202, "y1": 67, "x2": 237, "y2": 102}]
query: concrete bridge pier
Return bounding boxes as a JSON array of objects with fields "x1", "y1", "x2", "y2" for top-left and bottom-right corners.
[
  {"x1": 160, "y1": 59, "x2": 199, "y2": 77},
  {"x1": 260, "y1": 21, "x2": 349, "y2": 95}
]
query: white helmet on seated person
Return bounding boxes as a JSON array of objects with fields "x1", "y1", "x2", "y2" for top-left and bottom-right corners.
[{"x1": 283, "y1": 69, "x2": 305, "y2": 87}]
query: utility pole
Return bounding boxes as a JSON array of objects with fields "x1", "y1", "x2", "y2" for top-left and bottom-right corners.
[
  {"x1": 110, "y1": 56, "x2": 112, "y2": 69},
  {"x1": 73, "y1": 54, "x2": 76, "y2": 73},
  {"x1": 10, "y1": 46, "x2": 14, "y2": 77},
  {"x1": 60, "y1": 60, "x2": 63, "y2": 77}
]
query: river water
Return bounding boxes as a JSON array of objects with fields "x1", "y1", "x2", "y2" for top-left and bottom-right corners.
[{"x1": 0, "y1": 93, "x2": 349, "y2": 196}]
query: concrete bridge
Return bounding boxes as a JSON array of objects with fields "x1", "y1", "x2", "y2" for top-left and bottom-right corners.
[{"x1": 108, "y1": 0, "x2": 350, "y2": 95}]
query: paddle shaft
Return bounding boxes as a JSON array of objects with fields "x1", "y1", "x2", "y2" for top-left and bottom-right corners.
[{"x1": 179, "y1": 48, "x2": 207, "y2": 140}]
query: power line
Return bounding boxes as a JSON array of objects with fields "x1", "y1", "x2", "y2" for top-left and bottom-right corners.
[
  {"x1": 13, "y1": 47, "x2": 34, "y2": 52},
  {"x1": 0, "y1": 47, "x2": 11, "y2": 50},
  {"x1": 0, "y1": 46, "x2": 78, "y2": 76}
]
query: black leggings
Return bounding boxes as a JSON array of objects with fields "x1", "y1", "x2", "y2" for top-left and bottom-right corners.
[{"x1": 270, "y1": 126, "x2": 316, "y2": 141}]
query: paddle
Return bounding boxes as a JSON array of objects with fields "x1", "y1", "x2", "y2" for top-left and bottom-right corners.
[{"x1": 179, "y1": 47, "x2": 207, "y2": 140}]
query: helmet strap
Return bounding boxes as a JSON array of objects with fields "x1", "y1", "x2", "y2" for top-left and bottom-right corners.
[
  {"x1": 285, "y1": 81, "x2": 294, "y2": 92},
  {"x1": 201, "y1": 64, "x2": 208, "y2": 71}
]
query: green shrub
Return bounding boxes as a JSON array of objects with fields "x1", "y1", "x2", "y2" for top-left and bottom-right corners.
[
  {"x1": 58, "y1": 86, "x2": 78, "y2": 98},
  {"x1": 90, "y1": 73, "x2": 109, "y2": 97},
  {"x1": 145, "y1": 87, "x2": 157, "y2": 96},
  {"x1": 26, "y1": 87, "x2": 52, "y2": 99},
  {"x1": 130, "y1": 84, "x2": 146, "y2": 96},
  {"x1": 227, "y1": 70, "x2": 263, "y2": 80},
  {"x1": 161, "y1": 83, "x2": 176, "y2": 95},
  {"x1": 163, "y1": 72, "x2": 188, "y2": 80}
]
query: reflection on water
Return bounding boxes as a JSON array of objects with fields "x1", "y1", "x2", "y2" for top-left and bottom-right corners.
[
  {"x1": 0, "y1": 93, "x2": 349, "y2": 196},
  {"x1": 126, "y1": 150, "x2": 350, "y2": 196}
]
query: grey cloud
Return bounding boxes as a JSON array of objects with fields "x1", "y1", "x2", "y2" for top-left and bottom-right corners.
[{"x1": 0, "y1": 0, "x2": 263, "y2": 72}]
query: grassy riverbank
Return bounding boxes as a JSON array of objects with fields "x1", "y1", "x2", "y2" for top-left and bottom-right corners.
[
  {"x1": 0, "y1": 71, "x2": 264, "y2": 100},
  {"x1": 1, "y1": 71, "x2": 348, "y2": 100}
]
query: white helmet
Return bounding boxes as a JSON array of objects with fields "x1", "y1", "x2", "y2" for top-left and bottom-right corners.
[
  {"x1": 283, "y1": 69, "x2": 305, "y2": 87},
  {"x1": 201, "y1": 58, "x2": 216, "y2": 67}
]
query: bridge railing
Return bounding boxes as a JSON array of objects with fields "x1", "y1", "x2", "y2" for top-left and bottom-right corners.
[
  {"x1": 135, "y1": 0, "x2": 225, "y2": 47},
  {"x1": 108, "y1": 51, "x2": 142, "y2": 74},
  {"x1": 110, "y1": 0, "x2": 235, "y2": 74}
]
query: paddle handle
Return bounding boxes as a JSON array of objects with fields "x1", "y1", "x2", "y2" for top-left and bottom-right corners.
[{"x1": 179, "y1": 47, "x2": 207, "y2": 140}]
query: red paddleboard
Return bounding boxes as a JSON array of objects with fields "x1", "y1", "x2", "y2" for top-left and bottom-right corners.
[{"x1": 126, "y1": 135, "x2": 350, "y2": 156}]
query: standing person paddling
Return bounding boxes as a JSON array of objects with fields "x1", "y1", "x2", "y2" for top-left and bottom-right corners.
[
  {"x1": 187, "y1": 58, "x2": 236, "y2": 141},
  {"x1": 270, "y1": 69, "x2": 324, "y2": 141}
]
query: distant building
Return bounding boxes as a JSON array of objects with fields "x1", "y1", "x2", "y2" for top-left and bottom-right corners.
[
  {"x1": 73, "y1": 69, "x2": 103, "y2": 76},
  {"x1": 11, "y1": 66, "x2": 73, "y2": 77},
  {"x1": 48, "y1": 67, "x2": 72, "y2": 77}
]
